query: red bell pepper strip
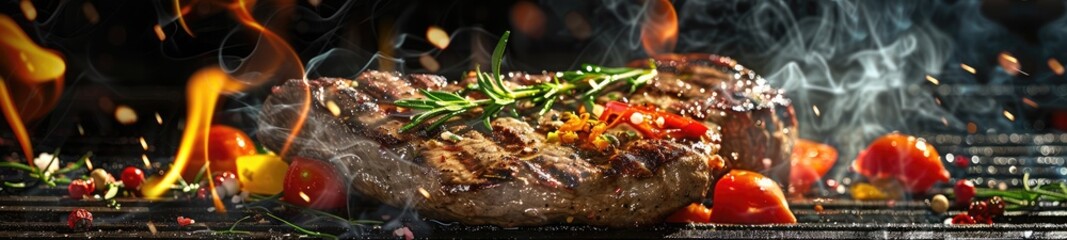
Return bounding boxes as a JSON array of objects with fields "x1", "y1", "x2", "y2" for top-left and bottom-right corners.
[{"x1": 598, "y1": 101, "x2": 709, "y2": 140}]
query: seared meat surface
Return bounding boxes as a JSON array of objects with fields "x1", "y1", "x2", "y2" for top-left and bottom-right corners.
[{"x1": 257, "y1": 54, "x2": 795, "y2": 227}]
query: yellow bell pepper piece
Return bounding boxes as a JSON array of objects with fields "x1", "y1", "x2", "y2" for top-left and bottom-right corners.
[
  {"x1": 850, "y1": 182, "x2": 890, "y2": 201},
  {"x1": 235, "y1": 154, "x2": 288, "y2": 195}
]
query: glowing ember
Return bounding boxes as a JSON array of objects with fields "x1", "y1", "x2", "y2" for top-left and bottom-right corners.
[
  {"x1": 0, "y1": 14, "x2": 66, "y2": 166},
  {"x1": 141, "y1": 154, "x2": 152, "y2": 169},
  {"x1": 998, "y1": 52, "x2": 1021, "y2": 76},
  {"x1": 19, "y1": 0, "x2": 35, "y2": 21},
  {"x1": 960, "y1": 63, "x2": 976, "y2": 74},
  {"x1": 419, "y1": 54, "x2": 440, "y2": 72},
  {"x1": 299, "y1": 191, "x2": 311, "y2": 203},
  {"x1": 640, "y1": 0, "x2": 678, "y2": 56},
  {"x1": 1003, "y1": 110, "x2": 1015, "y2": 122},
  {"x1": 325, "y1": 100, "x2": 341, "y2": 117},
  {"x1": 564, "y1": 12, "x2": 592, "y2": 40},
  {"x1": 1049, "y1": 58, "x2": 1064, "y2": 76},
  {"x1": 1023, "y1": 98, "x2": 1038, "y2": 108},
  {"x1": 510, "y1": 1, "x2": 546, "y2": 38},
  {"x1": 419, "y1": 188, "x2": 431, "y2": 199},
  {"x1": 115, "y1": 105, "x2": 138, "y2": 125},
  {"x1": 82, "y1": 2, "x2": 100, "y2": 24},
  {"x1": 925, "y1": 75, "x2": 939, "y2": 85},
  {"x1": 812, "y1": 105, "x2": 821, "y2": 117},
  {"x1": 153, "y1": 24, "x2": 166, "y2": 41},
  {"x1": 426, "y1": 26, "x2": 450, "y2": 49}
]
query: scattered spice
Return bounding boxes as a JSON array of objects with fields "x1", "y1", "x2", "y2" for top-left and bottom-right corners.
[
  {"x1": 177, "y1": 216, "x2": 195, "y2": 227},
  {"x1": 67, "y1": 208, "x2": 93, "y2": 230},
  {"x1": 393, "y1": 226, "x2": 414, "y2": 240}
]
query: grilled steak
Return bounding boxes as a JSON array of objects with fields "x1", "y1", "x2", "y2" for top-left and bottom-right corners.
[{"x1": 257, "y1": 54, "x2": 795, "y2": 227}]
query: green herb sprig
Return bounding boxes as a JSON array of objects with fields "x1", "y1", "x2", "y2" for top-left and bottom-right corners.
[
  {"x1": 973, "y1": 173, "x2": 1067, "y2": 209},
  {"x1": 0, "y1": 150, "x2": 90, "y2": 189},
  {"x1": 394, "y1": 31, "x2": 657, "y2": 131}
]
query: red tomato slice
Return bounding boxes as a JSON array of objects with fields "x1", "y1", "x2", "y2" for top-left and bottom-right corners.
[
  {"x1": 665, "y1": 203, "x2": 712, "y2": 223},
  {"x1": 709, "y1": 170, "x2": 797, "y2": 224},
  {"x1": 790, "y1": 139, "x2": 838, "y2": 195},
  {"x1": 853, "y1": 133, "x2": 950, "y2": 194},
  {"x1": 283, "y1": 157, "x2": 347, "y2": 210}
]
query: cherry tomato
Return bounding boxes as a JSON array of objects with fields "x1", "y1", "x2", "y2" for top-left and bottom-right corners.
[
  {"x1": 789, "y1": 139, "x2": 838, "y2": 195},
  {"x1": 853, "y1": 133, "x2": 950, "y2": 194},
  {"x1": 67, "y1": 179, "x2": 95, "y2": 200},
  {"x1": 709, "y1": 170, "x2": 797, "y2": 224},
  {"x1": 283, "y1": 157, "x2": 347, "y2": 210},
  {"x1": 665, "y1": 203, "x2": 712, "y2": 223},
  {"x1": 121, "y1": 166, "x2": 145, "y2": 190},
  {"x1": 182, "y1": 125, "x2": 257, "y2": 180},
  {"x1": 954, "y1": 180, "x2": 976, "y2": 207}
]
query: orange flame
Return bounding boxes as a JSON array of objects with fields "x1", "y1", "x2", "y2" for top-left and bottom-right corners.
[
  {"x1": 144, "y1": 0, "x2": 309, "y2": 207},
  {"x1": 0, "y1": 14, "x2": 65, "y2": 165},
  {"x1": 640, "y1": 0, "x2": 678, "y2": 56}
]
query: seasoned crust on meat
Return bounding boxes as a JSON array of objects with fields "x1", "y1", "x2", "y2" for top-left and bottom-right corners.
[{"x1": 257, "y1": 54, "x2": 795, "y2": 227}]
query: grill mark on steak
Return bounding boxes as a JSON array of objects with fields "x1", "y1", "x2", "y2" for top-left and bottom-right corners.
[
  {"x1": 490, "y1": 117, "x2": 542, "y2": 152},
  {"x1": 421, "y1": 131, "x2": 519, "y2": 186},
  {"x1": 609, "y1": 139, "x2": 688, "y2": 177}
]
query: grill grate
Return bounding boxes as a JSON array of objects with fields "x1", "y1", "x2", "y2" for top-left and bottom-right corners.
[{"x1": 3, "y1": 131, "x2": 1067, "y2": 238}]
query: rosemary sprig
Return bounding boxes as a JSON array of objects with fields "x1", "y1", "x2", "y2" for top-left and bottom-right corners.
[{"x1": 394, "y1": 31, "x2": 657, "y2": 131}]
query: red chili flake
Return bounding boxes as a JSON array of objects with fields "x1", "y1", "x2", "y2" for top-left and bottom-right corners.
[
  {"x1": 954, "y1": 155, "x2": 970, "y2": 168},
  {"x1": 67, "y1": 208, "x2": 93, "y2": 230},
  {"x1": 177, "y1": 216, "x2": 195, "y2": 227}
]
